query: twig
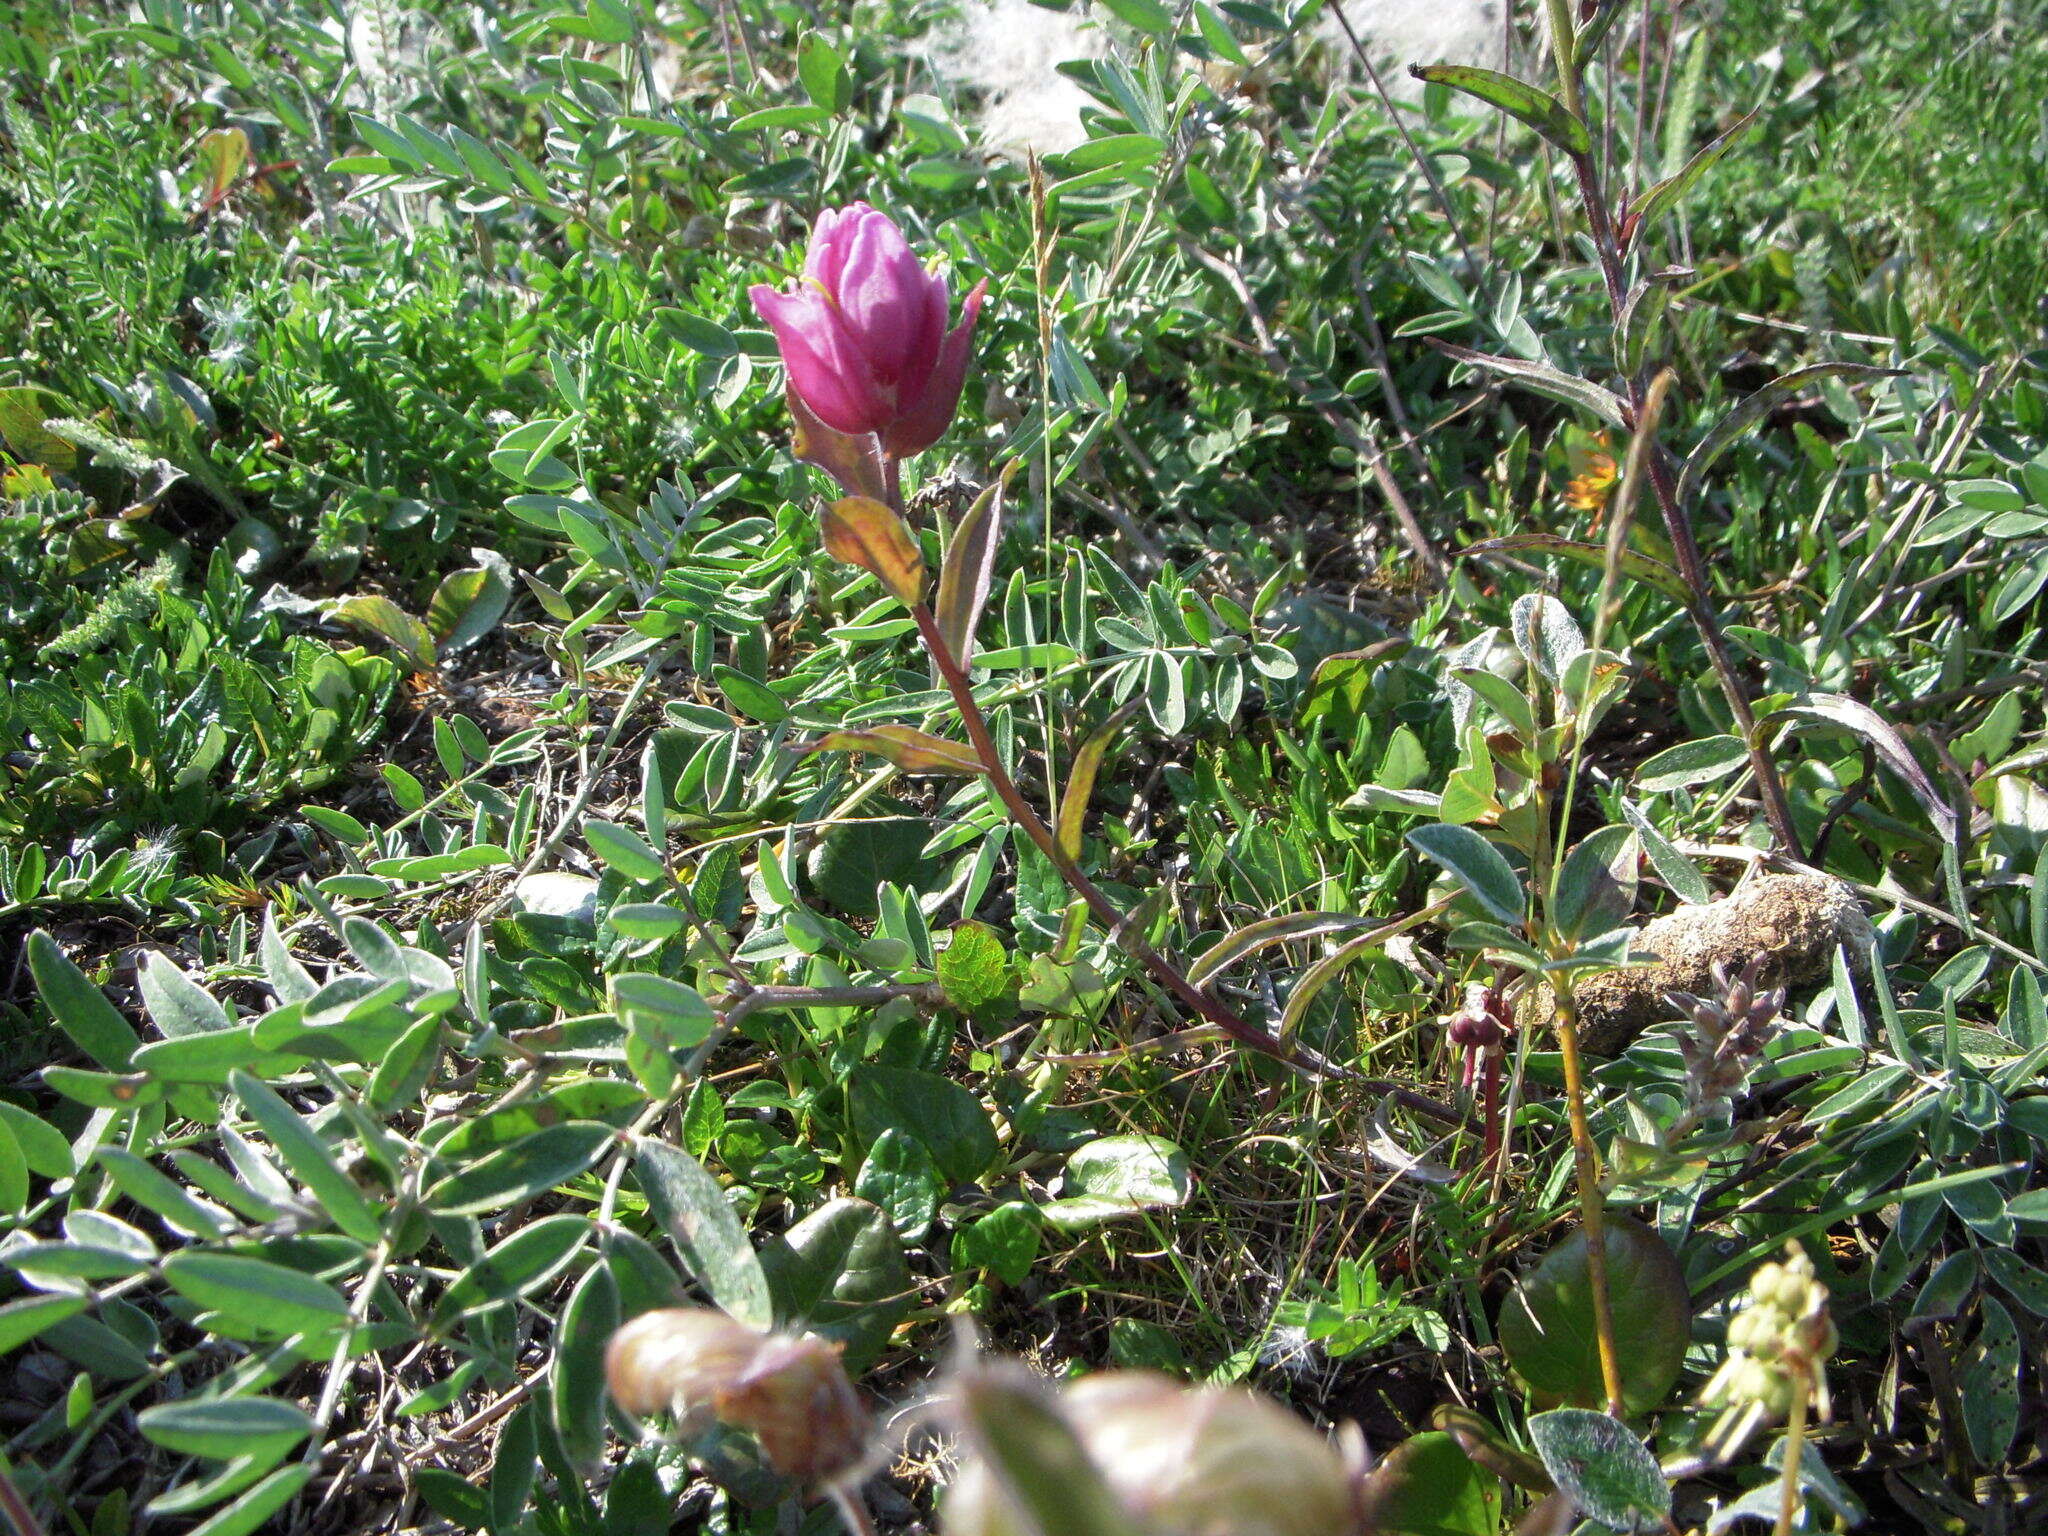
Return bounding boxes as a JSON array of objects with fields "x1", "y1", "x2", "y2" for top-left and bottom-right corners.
[{"x1": 0, "y1": 1465, "x2": 50, "y2": 1536}]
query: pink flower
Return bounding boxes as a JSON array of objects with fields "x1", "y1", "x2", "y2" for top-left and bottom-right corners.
[{"x1": 750, "y1": 203, "x2": 987, "y2": 460}]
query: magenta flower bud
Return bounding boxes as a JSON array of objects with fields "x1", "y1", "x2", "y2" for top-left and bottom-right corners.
[{"x1": 750, "y1": 203, "x2": 987, "y2": 461}]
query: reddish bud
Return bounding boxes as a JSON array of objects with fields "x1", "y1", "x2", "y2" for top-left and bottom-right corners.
[{"x1": 750, "y1": 203, "x2": 986, "y2": 463}]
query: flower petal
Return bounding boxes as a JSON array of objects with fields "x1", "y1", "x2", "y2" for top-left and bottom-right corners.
[
  {"x1": 752, "y1": 282, "x2": 890, "y2": 436},
  {"x1": 883, "y1": 278, "x2": 987, "y2": 460},
  {"x1": 832, "y1": 213, "x2": 937, "y2": 407}
]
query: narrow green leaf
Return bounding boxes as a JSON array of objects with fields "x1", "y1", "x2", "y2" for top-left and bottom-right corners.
[
  {"x1": 1410, "y1": 64, "x2": 1591, "y2": 155},
  {"x1": 97, "y1": 1149, "x2": 232, "y2": 1239},
  {"x1": 934, "y1": 465, "x2": 1011, "y2": 666},
  {"x1": 1429, "y1": 341, "x2": 1628, "y2": 426},
  {"x1": 1056, "y1": 702, "x2": 1138, "y2": 860},
  {"x1": 434, "y1": 1213, "x2": 594, "y2": 1320},
  {"x1": 1634, "y1": 734, "x2": 1748, "y2": 793},
  {"x1": 0, "y1": 1293, "x2": 90, "y2": 1354},
  {"x1": 227, "y1": 1070, "x2": 383, "y2": 1243},
  {"x1": 28, "y1": 931, "x2": 142, "y2": 1070},
  {"x1": 161, "y1": 1252, "x2": 351, "y2": 1338},
  {"x1": 1619, "y1": 801, "x2": 1712, "y2": 904},
  {"x1": 552, "y1": 1260, "x2": 620, "y2": 1472},
  {"x1": 137, "y1": 953, "x2": 233, "y2": 1038},
  {"x1": 633, "y1": 1139, "x2": 773, "y2": 1327},
  {"x1": 1629, "y1": 111, "x2": 1756, "y2": 235},
  {"x1": 181, "y1": 1462, "x2": 316, "y2": 1536},
  {"x1": 582, "y1": 817, "x2": 667, "y2": 881},
  {"x1": 1462, "y1": 532, "x2": 1688, "y2": 605},
  {"x1": 1188, "y1": 911, "x2": 1380, "y2": 987},
  {"x1": 1679, "y1": 364, "x2": 1903, "y2": 507},
  {"x1": 428, "y1": 1123, "x2": 614, "y2": 1216},
  {"x1": 139, "y1": 1396, "x2": 315, "y2": 1464}
]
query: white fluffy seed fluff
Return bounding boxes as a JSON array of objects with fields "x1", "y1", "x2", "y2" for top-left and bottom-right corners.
[{"x1": 918, "y1": 0, "x2": 1509, "y2": 157}]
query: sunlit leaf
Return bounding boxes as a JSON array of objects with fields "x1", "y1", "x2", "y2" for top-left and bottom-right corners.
[
  {"x1": 1410, "y1": 63, "x2": 1591, "y2": 155},
  {"x1": 813, "y1": 723, "x2": 986, "y2": 774},
  {"x1": 822, "y1": 495, "x2": 925, "y2": 605}
]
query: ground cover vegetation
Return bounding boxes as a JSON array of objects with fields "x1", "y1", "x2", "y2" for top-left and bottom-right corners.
[{"x1": 0, "y1": 0, "x2": 2044, "y2": 1532}]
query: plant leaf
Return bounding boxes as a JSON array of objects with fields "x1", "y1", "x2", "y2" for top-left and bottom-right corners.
[
  {"x1": 757, "y1": 1196, "x2": 912, "y2": 1369},
  {"x1": 813, "y1": 724, "x2": 986, "y2": 775},
  {"x1": 1407, "y1": 823, "x2": 1526, "y2": 927},
  {"x1": 1528, "y1": 1408, "x2": 1670, "y2": 1532},
  {"x1": 1498, "y1": 1216, "x2": 1690, "y2": 1414},
  {"x1": 1679, "y1": 364, "x2": 1903, "y2": 507},
  {"x1": 935, "y1": 464, "x2": 1013, "y2": 665},
  {"x1": 633, "y1": 1139, "x2": 773, "y2": 1327},
  {"x1": 1629, "y1": 111, "x2": 1756, "y2": 235},
  {"x1": 1428, "y1": 341, "x2": 1629, "y2": 427},
  {"x1": 1773, "y1": 692, "x2": 1958, "y2": 841},
  {"x1": 822, "y1": 496, "x2": 925, "y2": 605},
  {"x1": 1410, "y1": 64, "x2": 1592, "y2": 155},
  {"x1": 789, "y1": 386, "x2": 888, "y2": 502},
  {"x1": 1055, "y1": 702, "x2": 1138, "y2": 860},
  {"x1": 426, "y1": 557, "x2": 514, "y2": 651},
  {"x1": 551, "y1": 1260, "x2": 620, "y2": 1472},
  {"x1": 139, "y1": 1396, "x2": 314, "y2": 1466},
  {"x1": 1040, "y1": 1134, "x2": 1191, "y2": 1229},
  {"x1": 1463, "y1": 532, "x2": 1688, "y2": 604},
  {"x1": 330, "y1": 594, "x2": 436, "y2": 670},
  {"x1": 29, "y1": 931, "x2": 142, "y2": 1071},
  {"x1": 1367, "y1": 1430, "x2": 1506, "y2": 1536},
  {"x1": 1633, "y1": 734, "x2": 1749, "y2": 793},
  {"x1": 160, "y1": 1252, "x2": 350, "y2": 1338},
  {"x1": 227, "y1": 1071, "x2": 382, "y2": 1243},
  {"x1": 427, "y1": 1122, "x2": 614, "y2": 1216},
  {"x1": 848, "y1": 1065, "x2": 998, "y2": 1184},
  {"x1": 193, "y1": 126, "x2": 250, "y2": 206},
  {"x1": 1188, "y1": 910, "x2": 1384, "y2": 987},
  {"x1": 936, "y1": 921, "x2": 1013, "y2": 1012}
]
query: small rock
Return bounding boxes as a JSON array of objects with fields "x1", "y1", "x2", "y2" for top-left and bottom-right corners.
[
  {"x1": 509, "y1": 872, "x2": 599, "y2": 926},
  {"x1": 1522, "y1": 873, "x2": 1875, "y2": 1056}
]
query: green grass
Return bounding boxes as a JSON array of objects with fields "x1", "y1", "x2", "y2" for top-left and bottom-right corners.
[{"x1": 0, "y1": 0, "x2": 2045, "y2": 1533}]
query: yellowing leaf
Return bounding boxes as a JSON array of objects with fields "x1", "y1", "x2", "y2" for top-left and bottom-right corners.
[
  {"x1": 812, "y1": 724, "x2": 986, "y2": 775},
  {"x1": 1055, "y1": 703, "x2": 1137, "y2": 860},
  {"x1": 194, "y1": 127, "x2": 250, "y2": 206},
  {"x1": 330, "y1": 594, "x2": 437, "y2": 670},
  {"x1": 822, "y1": 496, "x2": 925, "y2": 606}
]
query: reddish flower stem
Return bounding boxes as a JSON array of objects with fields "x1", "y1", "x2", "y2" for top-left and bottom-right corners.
[{"x1": 907, "y1": 598, "x2": 1462, "y2": 1125}]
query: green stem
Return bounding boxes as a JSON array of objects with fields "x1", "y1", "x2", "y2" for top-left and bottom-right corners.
[
  {"x1": 1555, "y1": 989, "x2": 1626, "y2": 1418},
  {"x1": 1772, "y1": 1385, "x2": 1808, "y2": 1536},
  {"x1": 1543, "y1": 0, "x2": 1582, "y2": 120}
]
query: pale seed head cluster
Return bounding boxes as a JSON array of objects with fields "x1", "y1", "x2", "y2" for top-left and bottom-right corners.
[{"x1": 1701, "y1": 1242, "x2": 1836, "y2": 1447}]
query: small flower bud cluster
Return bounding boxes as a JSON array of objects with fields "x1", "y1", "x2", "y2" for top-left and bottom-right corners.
[
  {"x1": 605, "y1": 1307, "x2": 870, "y2": 1486},
  {"x1": 1666, "y1": 955, "x2": 1784, "y2": 1115},
  {"x1": 946, "y1": 1369, "x2": 1367, "y2": 1536},
  {"x1": 1701, "y1": 1242, "x2": 1836, "y2": 1425},
  {"x1": 1443, "y1": 982, "x2": 1509, "y2": 1090}
]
